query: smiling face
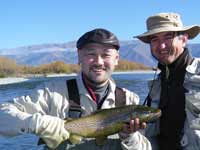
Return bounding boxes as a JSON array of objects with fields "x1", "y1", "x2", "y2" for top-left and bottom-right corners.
[
  {"x1": 78, "y1": 43, "x2": 119, "y2": 85},
  {"x1": 149, "y1": 31, "x2": 188, "y2": 65}
]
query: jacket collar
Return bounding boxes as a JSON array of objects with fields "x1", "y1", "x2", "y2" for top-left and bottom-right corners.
[
  {"x1": 158, "y1": 48, "x2": 193, "y2": 81},
  {"x1": 76, "y1": 73, "x2": 116, "y2": 108}
]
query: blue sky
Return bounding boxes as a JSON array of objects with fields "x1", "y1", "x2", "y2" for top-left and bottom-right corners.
[{"x1": 0, "y1": 0, "x2": 199, "y2": 49}]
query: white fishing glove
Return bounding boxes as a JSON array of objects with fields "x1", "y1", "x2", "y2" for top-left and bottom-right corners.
[
  {"x1": 121, "y1": 132, "x2": 151, "y2": 150},
  {"x1": 27, "y1": 113, "x2": 69, "y2": 149}
]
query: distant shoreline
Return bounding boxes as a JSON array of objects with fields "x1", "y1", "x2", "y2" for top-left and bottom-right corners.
[
  {"x1": 113, "y1": 70, "x2": 156, "y2": 74},
  {"x1": 0, "y1": 70, "x2": 156, "y2": 85}
]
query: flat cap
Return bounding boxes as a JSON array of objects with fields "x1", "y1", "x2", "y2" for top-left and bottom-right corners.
[{"x1": 76, "y1": 28, "x2": 120, "y2": 50}]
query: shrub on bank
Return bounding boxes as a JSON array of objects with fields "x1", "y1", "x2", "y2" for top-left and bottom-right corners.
[{"x1": 0, "y1": 57, "x2": 150, "y2": 77}]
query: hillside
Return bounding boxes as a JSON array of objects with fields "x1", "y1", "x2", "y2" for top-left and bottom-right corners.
[{"x1": 0, "y1": 40, "x2": 199, "y2": 67}]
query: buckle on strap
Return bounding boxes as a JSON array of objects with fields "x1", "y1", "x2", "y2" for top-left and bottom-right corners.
[{"x1": 68, "y1": 99, "x2": 82, "y2": 118}]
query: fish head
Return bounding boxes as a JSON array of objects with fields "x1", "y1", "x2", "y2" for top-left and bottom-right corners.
[{"x1": 131, "y1": 105, "x2": 161, "y2": 123}]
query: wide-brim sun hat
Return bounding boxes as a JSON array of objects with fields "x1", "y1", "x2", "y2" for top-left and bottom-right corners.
[
  {"x1": 134, "y1": 12, "x2": 200, "y2": 43},
  {"x1": 76, "y1": 28, "x2": 120, "y2": 50}
]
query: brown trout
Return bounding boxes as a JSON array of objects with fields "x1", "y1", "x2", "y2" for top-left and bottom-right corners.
[{"x1": 64, "y1": 104, "x2": 161, "y2": 145}]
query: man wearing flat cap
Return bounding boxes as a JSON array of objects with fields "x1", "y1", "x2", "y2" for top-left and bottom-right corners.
[
  {"x1": 0, "y1": 28, "x2": 151, "y2": 150},
  {"x1": 135, "y1": 12, "x2": 200, "y2": 150}
]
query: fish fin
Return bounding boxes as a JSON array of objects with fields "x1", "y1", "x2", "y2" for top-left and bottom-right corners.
[
  {"x1": 69, "y1": 134, "x2": 83, "y2": 144},
  {"x1": 95, "y1": 136, "x2": 107, "y2": 146}
]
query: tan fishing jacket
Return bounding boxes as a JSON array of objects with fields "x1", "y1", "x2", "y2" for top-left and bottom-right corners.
[{"x1": 145, "y1": 58, "x2": 200, "y2": 150}]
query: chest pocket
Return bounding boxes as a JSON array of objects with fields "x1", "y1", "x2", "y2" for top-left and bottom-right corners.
[{"x1": 66, "y1": 79, "x2": 126, "y2": 118}]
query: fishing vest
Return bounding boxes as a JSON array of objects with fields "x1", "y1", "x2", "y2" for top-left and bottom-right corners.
[
  {"x1": 158, "y1": 50, "x2": 193, "y2": 150},
  {"x1": 67, "y1": 79, "x2": 126, "y2": 118}
]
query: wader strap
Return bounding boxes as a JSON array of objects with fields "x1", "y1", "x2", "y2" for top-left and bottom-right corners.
[
  {"x1": 67, "y1": 79, "x2": 82, "y2": 118},
  {"x1": 115, "y1": 87, "x2": 126, "y2": 107},
  {"x1": 67, "y1": 79, "x2": 80, "y2": 105}
]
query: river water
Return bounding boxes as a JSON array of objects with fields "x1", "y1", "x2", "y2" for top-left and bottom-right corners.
[{"x1": 0, "y1": 71, "x2": 155, "y2": 150}]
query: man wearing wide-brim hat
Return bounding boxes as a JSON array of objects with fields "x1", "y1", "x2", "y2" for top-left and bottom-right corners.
[{"x1": 134, "y1": 12, "x2": 200, "y2": 150}]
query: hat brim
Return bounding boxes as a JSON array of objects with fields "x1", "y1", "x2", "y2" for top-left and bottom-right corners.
[{"x1": 134, "y1": 25, "x2": 200, "y2": 43}]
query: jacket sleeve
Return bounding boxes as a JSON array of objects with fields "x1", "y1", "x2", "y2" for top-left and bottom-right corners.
[
  {"x1": 119, "y1": 88, "x2": 152, "y2": 150},
  {"x1": 0, "y1": 80, "x2": 69, "y2": 136},
  {"x1": 181, "y1": 58, "x2": 200, "y2": 150},
  {"x1": 0, "y1": 83, "x2": 47, "y2": 136}
]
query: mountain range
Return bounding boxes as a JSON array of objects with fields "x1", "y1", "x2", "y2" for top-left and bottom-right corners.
[{"x1": 0, "y1": 40, "x2": 199, "y2": 67}]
